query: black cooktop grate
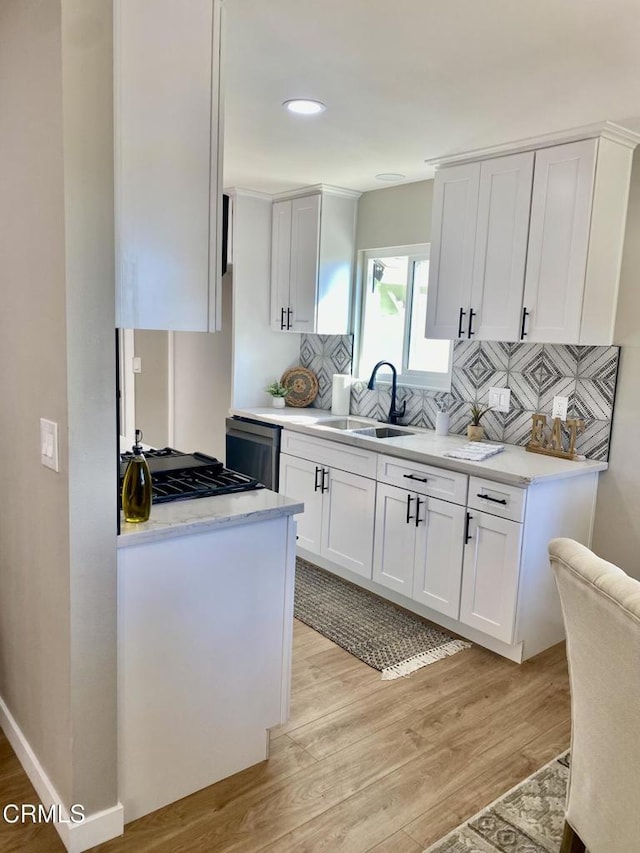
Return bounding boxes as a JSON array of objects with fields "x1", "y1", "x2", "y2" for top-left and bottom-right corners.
[{"x1": 119, "y1": 447, "x2": 264, "y2": 504}]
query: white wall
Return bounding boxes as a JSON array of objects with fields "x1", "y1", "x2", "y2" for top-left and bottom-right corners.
[
  {"x1": 592, "y1": 151, "x2": 640, "y2": 577},
  {"x1": 174, "y1": 272, "x2": 233, "y2": 457},
  {"x1": 0, "y1": 0, "x2": 117, "y2": 819},
  {"x1": 134, "y1": 330, "x2": 170, "y2": 448},
  {"x1": 231, "y1": 191, "x2": 300, "y2": 408},
  {"x1": 356, "y1": 180, "x2": 433, "y2": 249}
]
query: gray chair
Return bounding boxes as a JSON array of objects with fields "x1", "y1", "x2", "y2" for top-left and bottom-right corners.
[{"x1": 548, "y1": 538, "x2": 640, "y2": 853}]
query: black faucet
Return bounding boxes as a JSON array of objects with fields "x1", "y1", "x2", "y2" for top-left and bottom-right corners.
[{"x1": 367, "y1": 361, "x2": 406, "y2": 425}]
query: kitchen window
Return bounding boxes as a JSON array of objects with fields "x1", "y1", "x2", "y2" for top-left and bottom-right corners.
[{"x1": 355, "y1": 244, "x2": 452, "y2": 390}]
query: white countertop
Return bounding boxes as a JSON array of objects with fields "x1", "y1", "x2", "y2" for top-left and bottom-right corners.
[
  {"x1": 229, "y1": 406, "x2": 607, "y2": 486},
  {"x1": 118, "y1": 489, "x2": 303, "y2": 547}
]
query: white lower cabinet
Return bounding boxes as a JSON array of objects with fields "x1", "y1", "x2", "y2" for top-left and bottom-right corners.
[
  {"x1": 279, "y1": 452, "x2": 376, "y2": 579},
  {"x1": 373, "y1": 483, "x2": 466, "y2": 619},
  {"x1": 459, "y1": 511, "x2": 523, "y2": 644}
]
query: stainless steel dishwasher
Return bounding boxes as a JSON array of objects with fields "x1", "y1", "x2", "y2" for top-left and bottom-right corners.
[{"x1": 225, "y1": 417, "x2": 282, "y2": 492}]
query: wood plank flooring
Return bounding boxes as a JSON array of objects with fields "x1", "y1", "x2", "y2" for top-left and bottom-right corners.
[{"x1": 0, "y1": 620, "x2": 570, "y2": 852}]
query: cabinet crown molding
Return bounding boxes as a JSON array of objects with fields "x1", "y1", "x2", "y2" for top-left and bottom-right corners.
[
  {"x1": 425, "y1": 121, "x2": 640, "y2": 169},
  {"x1": 271, "y1": 184, "x2": 362, "y2": 201}
]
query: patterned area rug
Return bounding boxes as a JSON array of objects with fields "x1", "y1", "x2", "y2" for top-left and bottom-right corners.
[
  {"x1": 424, "y1": 753, "x2": 571, "y2": 852},
  {"x1": 294, "y1": 558, "x2": 470, "y2": 680}
]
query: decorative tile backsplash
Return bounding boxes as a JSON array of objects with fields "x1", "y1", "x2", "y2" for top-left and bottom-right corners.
[{"x1": 300, "y1": 335, "x2": 619, "y2": 461}]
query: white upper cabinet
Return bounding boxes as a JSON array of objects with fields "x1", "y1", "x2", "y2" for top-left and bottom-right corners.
[
  {"x1": 425, "y1": 163, "x2": 479, "y2": 340},
  {"x1": 469, "y1": 152, "x2": 534, "y2": 341},
  {"x1": 115, "y1": 0, "x2": 224, "y2": 332},
  {"x1": 426, "y1": 125, "x2": 638, "y2": 345},
  {"x1": 270, "y1": 188, "x2": 359, "y2": 334}
]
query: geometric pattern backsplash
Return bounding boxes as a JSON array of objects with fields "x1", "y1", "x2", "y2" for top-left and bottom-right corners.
[{"x1": 300, "y1": 334, "x2": 619, "y2": 461}]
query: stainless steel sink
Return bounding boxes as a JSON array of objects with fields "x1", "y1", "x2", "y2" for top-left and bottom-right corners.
[
  {"x1": 351, "y1": 426, "x2": 415, "y2": 439},
  {"x1": 322, "y1": 418, "x2": 374, "y2": 431}
]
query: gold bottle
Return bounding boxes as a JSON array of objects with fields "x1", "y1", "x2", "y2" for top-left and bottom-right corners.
[{"x1": 122, "y1": 429, "x2": 152, "y2": 523}]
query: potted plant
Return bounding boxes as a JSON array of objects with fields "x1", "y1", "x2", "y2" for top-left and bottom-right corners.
[
  {"x1": 266, "y1": 380, "x2": 288, "y2": 408},
  {"x1": 467, "y1": 403, "x2": 491, "y2": 441}
]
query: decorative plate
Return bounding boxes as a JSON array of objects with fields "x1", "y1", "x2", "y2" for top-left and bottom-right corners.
[{"x1": 280, "y1": 367, "x2": 319, "y2": 408}]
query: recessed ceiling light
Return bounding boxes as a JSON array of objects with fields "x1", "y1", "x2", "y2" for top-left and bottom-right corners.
[
  {"x1": 283, "y1": 99, "x2": 326, "y2": 115},
  {"x1": 375, "y1": 173, "x2": 406, "y2": 182}
]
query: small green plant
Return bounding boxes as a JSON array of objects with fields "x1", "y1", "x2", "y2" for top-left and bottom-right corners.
[
  {"x1": 469, "y1": 403, "x2": 491, "y2": 426},
  {"x1": 266, "y1": 381, "x2": 288, "y2": 398}
]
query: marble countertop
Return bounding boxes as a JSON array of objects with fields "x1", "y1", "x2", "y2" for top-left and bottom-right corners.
[
  {"x1": 118, "y1": 489, "x2": 303, "y2": 547},
  {"x1": 229, "y1": 407, "x2": 608, "y2": 486}
]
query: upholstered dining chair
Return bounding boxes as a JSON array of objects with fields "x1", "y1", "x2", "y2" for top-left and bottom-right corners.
[{"x1": 548, "y1": 538, "x2": 640, "y2": 853}]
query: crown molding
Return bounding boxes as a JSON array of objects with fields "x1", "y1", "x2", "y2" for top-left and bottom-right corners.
[
  {"x1": 425, "y1": 121, "x2": 640, "y2": 169},
  {"x1": 270, "y1": 183, "x2": 362, "y2": 201},
  {"x1": 223, "y1": 187, "x2": 273, "y2": 201}
]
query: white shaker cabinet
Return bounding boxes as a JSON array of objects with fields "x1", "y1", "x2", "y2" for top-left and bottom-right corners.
[
  {"x1": 459, "y1": 511, "x2": 523, "y2": 644},
  {"x1": 469, "y1": 152, "x2": 534, "y2": 341},
  {"x1": 373, "y1": 483, "x2": 466, "y2": 619},
  {"x1": 115, "y1": 0, "x2": 224, "y2": 332},
  {"x1": 426, "y1": 153, "x2": 534, "y2": 342},
  {"x1": 426, "y1": 126, "x2": 638, "y2": 345},
  {"x1": 279, "y1": 450, "x2": 376, "y2": 579},
  {"x1": 425, "y1": 162, "x2": 479, "y2": 341},
  {"x1": 270, "y1": 188, "x2": 359, "y2": 334}
]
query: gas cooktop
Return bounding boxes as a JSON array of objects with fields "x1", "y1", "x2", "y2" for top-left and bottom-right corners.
[{"x1": 119, "y1": 447, "x2": 264, "y2": 504}]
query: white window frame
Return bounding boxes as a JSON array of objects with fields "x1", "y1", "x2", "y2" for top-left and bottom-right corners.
[{"x1": 353, "y1": 243, "x2": 452, "y2": 391}]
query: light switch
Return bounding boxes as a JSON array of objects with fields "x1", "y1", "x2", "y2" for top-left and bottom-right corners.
[
  {"x1": 488, "y1": 387, "x2": 511, "y2": 413},
  {"x1": 40, "y1": 418, "x2": 59, "y2": 472},
  {"x1": 132, "y1": 357, "x2": 142, "y2": 374},
  {"x1": 552, "y1": 395, "x2": 569, "y2": 420}
]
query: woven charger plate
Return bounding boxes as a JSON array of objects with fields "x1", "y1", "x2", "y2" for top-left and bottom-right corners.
[{"x1": 281, "y1": 367, "x2": 319, "y2": 407}]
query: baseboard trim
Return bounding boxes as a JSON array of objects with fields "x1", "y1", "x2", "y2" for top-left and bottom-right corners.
[{"x1": 0, "y1": 695, "x2": 124, "y2": 853}]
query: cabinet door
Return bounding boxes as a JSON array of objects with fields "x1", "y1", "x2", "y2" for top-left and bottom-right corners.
[
  {"x1": 460, "y1": 512, "x2": 523, "y2": 643},
  {"x1": 412, "y1": 497, "x2": 465, "y2": 619},
  {"x1": 425, "y1": 163, "x2": 480, "y2": 340},
  {"x1": 372, "y1": 484, "x2": 417, "y2": 595},
  {"x1": 470, "y1": 153, "x2": 534, "y2": 342},
  {"x1": 289, "y1": 195, "x2": 321, "y2": 333},
  {"x1": 278, "y1": 454, "x2": 323, "y2": 554},
  {"x1": 321, "y1": 468, "x2": 376, "y2": 579},
  {"x1": 521, "y1": 139, "x2": 597, "y2": 343},
  {"x1": 115, "y1": 0, "x2": 222, "y2": 332},
  {"x1": 270, "y1": 200, "x2": 292, "y2": 331}
]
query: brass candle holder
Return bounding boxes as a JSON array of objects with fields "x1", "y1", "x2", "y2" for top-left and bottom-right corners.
[{"x1": 525, "y1": 414, "x2": 585, "y2": 461}]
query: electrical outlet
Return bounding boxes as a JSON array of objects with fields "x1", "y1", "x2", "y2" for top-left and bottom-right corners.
[
  {"x1": 552, "y1": 395, "x2": 569, "y2": 420},
  {"x1": 40, "y1": 418, "x2": 59, "y2": 472},
  {"x1": 488, "y1": 386, "x2": 511, "y2": 413}
]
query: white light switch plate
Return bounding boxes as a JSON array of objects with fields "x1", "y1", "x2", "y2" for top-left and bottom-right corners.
[
  {"x1": 40, "y1": 418, "x2": 59, "y2": 472},
  {"x1": 132, "y1": 357, "x2": 142, "y2": 374},
  {"x1": 552, "y1": 395, "x2": 569, "y2": 420},
  {"x1": 488, "y1": 387, "x2": 511, "y2": 413}
]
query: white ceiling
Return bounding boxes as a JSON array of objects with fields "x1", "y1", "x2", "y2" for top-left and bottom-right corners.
[{"x1": 223, "y1": 0, "x2": 640, "y2": 194}]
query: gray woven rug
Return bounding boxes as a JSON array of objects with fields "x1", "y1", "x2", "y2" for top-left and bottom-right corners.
[
  {"x1": 424, "y1": 753, "x2": 571, "y2": 852},
  {"x1": 294, "y1": 558, "x2": 470, "y2": 680}
]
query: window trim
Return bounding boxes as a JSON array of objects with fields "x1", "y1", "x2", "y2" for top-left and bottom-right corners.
[{"x1": 353, "y1": 244, "x2": 452, "y2": 391}]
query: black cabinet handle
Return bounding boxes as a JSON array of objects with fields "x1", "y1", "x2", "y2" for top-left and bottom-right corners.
[
  {"x1": 286, "y1": 307, "x2": 293, "y2": 330},
  {"x1": 403, "y1": 473, "x2": 428, "y2": 483},
  {"x1": 314, "y1": 466, "x2": 322, "y2": 492},
  {"x1": 477, "y1": 493, "x2": 507, "y2": 505},
  {"x1": 457, "y1": 307, "x2": 466, "y2": 338},
  {"x1": 322, "y1": 468, "x2": 329, "y2": 493},
  {"x1": 467, "y1": 308, "x2": 476, "y2": 338},
  {"x1": 464, "y1": 512, "x2": 473, "y2": 543},
  {"x1": 415, "y1": 495, "x2": 423, "y2": 527},
  {"x1": 406, "y1": 493, "x2": 414, "y2": 524},
  {"x1": 280, "y1": 307, "x2": 286, "y2": 330},
  {"x1": 520, "y1": 306, "x2": 529, "y2": 339}
]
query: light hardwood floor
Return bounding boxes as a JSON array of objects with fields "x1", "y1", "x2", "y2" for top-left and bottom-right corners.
[{"x1": 0, "y1": 620, "x2": 570, "y2": 852}]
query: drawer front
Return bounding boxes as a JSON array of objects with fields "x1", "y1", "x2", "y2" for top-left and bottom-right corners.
[
  {"x1": 281, "y1": 430, "x2": 377, "y2": 479},
  {"x1": 377, "y1": 454, "x2": 468, "y2": 505},
  {"x1": 467, "y1": 476, "x2": 526, "y2": 522}
]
